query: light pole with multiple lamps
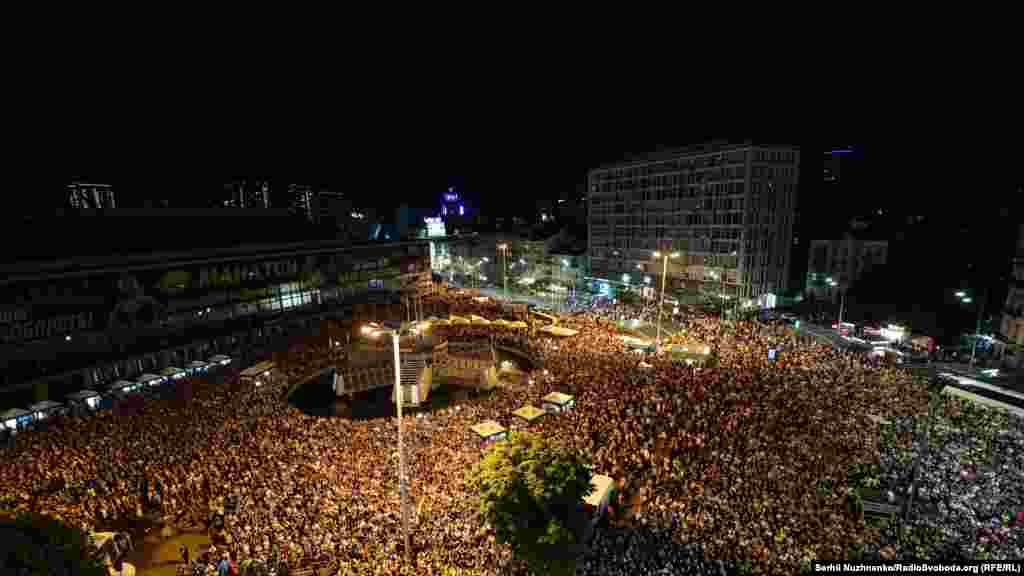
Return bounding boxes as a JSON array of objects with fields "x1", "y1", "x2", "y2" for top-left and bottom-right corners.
[
  {"x1": 359, "y1": 325, "x2": 412, "y2": 564},
  {"x1": 826, "y1": 277, "x2": 845, "y2": 326},
  {"x1": 653, "y1": 250, "x2": 680, "y2": 348},
  {"x1": 497, "y1": 244, "x2": 509, "y2": 300},
  {"x1": 955, "y1": 288, "x2": 987, "y2": 367}
]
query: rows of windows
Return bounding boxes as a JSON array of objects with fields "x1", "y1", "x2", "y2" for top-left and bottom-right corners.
[{"x1": 590, "y1": 148, "x2": 797, "y2": 185}]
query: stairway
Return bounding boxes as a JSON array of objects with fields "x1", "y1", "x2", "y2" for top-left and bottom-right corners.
[{"x1": 399, "y1": 356, "x2": 427, "y2": 405}]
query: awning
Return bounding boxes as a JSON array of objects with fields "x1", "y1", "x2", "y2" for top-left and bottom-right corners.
[
  {"x1": 470, "y1": 420, "x2": 507, "y2": 439},
  {"x1": 240, "y1": 361, "x2": 276, "y2": 378},
  {"x1": 28, "y1": 400, "x2": 63, "y2": 411},
  {"x1": 543, "y1": 392, "x2": 574, "y2": 406},
  {"x1": 512, "y1": 405, "x2": 546, "y2": 422}
]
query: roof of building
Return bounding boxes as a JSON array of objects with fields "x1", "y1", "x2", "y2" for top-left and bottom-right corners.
[
  {"x1": 590, "y1": 141, "x2": 799, "y2": 173},
  {"x1": 0, "y1": 210, "x2": 357, "y2": 265}
]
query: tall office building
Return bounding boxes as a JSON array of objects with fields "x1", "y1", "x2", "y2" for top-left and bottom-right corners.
[
  {"x1": 67, "y1": 182, "x2": 116, "y2": 209},
  {"x1": 588, "y1": 143, "x2": 800, "y2": 307},
  {"x1": 289, "y1": 184, "x2": 316, "y2": 222}
]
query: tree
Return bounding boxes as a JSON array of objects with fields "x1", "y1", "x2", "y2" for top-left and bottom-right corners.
[
  {"x1": 0, "y1": 512, "x2": 107, "y2": 576},
  {"x1": 466, "y1": 432, "x2": 594, "y2": 576}
]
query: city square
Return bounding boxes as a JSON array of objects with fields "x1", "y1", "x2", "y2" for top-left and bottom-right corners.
[{"x1": 3, "y1": 287, "x2": 1021, "y2": 575}]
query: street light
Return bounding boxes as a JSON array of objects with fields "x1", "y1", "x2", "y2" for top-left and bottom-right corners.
[
  {"x1": 652, "y1": 251, "x2": 681, "y2": 348},
  {"x1": 498, "y1": 244, "x2": 509, "y2": 301},
  {"x1": 826, "y1": 277, "x2": 846, "y2": 327},
  {"x1": 362, "y1": 325, "x2": 412, "y2": 564},
  {"x1": 955, "y1": 288, "x2": 987, "y2": 367}
]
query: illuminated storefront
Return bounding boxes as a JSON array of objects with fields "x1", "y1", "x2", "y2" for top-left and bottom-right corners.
[{"x1": 0, "y1": 240, "x2": 431, "y2": 406}]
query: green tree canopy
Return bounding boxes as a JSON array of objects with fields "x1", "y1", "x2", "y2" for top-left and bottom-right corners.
[
  {"x1": 466, "y1": 431, "x2": 594, "y2": 576},
  {"x1": 0, "y1": 512, "x2": 107, "y2": 576}
]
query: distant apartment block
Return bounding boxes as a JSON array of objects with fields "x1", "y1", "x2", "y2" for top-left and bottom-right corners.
[
  {"x1": 223, "y1": 180, "x2": 271, "y2": 209},
  {"x1": 805, "y1": 235, "x2": 888, "y2": 301},
  {"x1": 1001, "y1": 223, "x2": 1024, "y2": 359},
  {"x1": 67, "y1": 182, "x2": 116, "y2": 209},
  {"x1": 588, "y1": 143, "x2": 800, "y2": 307},
  {"x1": 289, "y1": 184, "x2": 316, "y2": 222}
]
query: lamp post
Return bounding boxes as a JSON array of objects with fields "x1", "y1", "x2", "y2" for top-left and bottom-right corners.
[
  {"x1": 826, "y1": 277, "x2": 845, "y2": 326},
  {"x1": 498, "y1": 244, "x2": 509, "y2": 301},
  {"x1": 360, "y1": 325, "x2": 412, "y2": 564},
  {"x1": 560, "y1": 259, "x2": 570, "y2": 312},
  {"x1": 955, "y1": 288, "x2": 987, "y2": 367},
  {"x1": 653, "y1": 251, "x2": 681, "y2": 349}
]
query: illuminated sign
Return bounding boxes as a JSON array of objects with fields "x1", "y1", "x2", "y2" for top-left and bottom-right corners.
[
  {"x1": 0, "y1": 311, "x2": 94, "y2": 343},
  {"x1": 424, "y1": 217, "x2": 446, "y2": 238},
  {"x1": 444, "y1": 193, "x2": 458, "y2": 202},
  {"x1": 198, "y1": 259, "x2": 307, "y2": 289}
]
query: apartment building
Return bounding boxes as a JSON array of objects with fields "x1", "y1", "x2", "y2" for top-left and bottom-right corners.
[
  {"x1": 805, "y1": 235, "x2": 888, "y2": 301},
  {"x1": 1000, "y1": 224, "x2": 1024, "y2": 367},
  {"x1": 588, "y1": 143, "x2": 800, "y2": 307}
]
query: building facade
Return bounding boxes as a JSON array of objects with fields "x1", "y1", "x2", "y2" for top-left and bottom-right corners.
[
  {"x1": 1000, "y1": 224, "x2": 1024, "y2": 366},
  {"x1": 588, "y1": 143, "x2": 800, "y2": 307},
  {"x1": 223, "y1": 180, "x2": 271, "y2": 209},
  {"x1": 805, "y1": 236, "x2": 888, "y2": 301},
  {"x1": 0, "y1": 239, "x2": 432, "y2": 409},
  {"x1": 67, "y1": 182, "x2": 116, "y2": 209}
]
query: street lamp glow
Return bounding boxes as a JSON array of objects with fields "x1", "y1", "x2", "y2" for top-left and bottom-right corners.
[
  {"x1": 961, "y1": 297, "x2": 972, "y2": 303},
  {"x1": 653, "y1": 251, "x2": 661, "y2": 258},
  {"x1": 955, "y1": 291, "x2": 966, "y2": 298},
  {"x1": 670, "y1": 252, "x2": 680, "y2": 258},
  {"x1": 622, "y1": 274, "x2": 630, "y2": 283}
]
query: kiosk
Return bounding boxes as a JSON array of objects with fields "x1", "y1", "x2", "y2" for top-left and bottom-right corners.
[
  {"x1": 66, "y1": 390, "x2": 101, "y2": 411},
  {"x1": 137, "y1": 373, "x2": 165, "y2": 388},
  {"x1": 160, "y1": 366, "x2": 187, "y2": 381},
  {"x1": 542, "y1": 392, "x2": 575, "y2": 414},
  {"x1": 209, "y1": 354, "x2": 232, "y2": 367},
  {"x1": 240, "y1": 361, "x2": 276, "y2": 391},
  {"x1": 27, "y1": 400, "x2": 64, "y2": 422},
  {"x1": 512, "y1": 405, "x2": 546, "y2": 424},
  {"x1": 470, "y1": 420, "x2": 507, "y2": 445},
  {"x1": 109, "y1": 380, "x2": 139, "y2": 396},
  {"x1": 2, "y1": 408, "x2": 34, "y2": 432},
  {"x1": 186, "y1": 360, "x2": 211, "y2": 376}
]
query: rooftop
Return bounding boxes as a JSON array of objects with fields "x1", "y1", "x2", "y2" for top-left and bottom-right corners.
[{"x1": 590, "y1": 141, "x2": 799, "y2": 173}]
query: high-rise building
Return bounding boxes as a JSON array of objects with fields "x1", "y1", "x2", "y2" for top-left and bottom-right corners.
[
  {"x1": 588, "y1": 143, "x2": 800, "y2": 308},
  {"x1": 1000, "y1": 222, "x2": 1024, "y2": 360},
  {"x1": 67, "y1": 182, "x2": 116, "y2": 209},
  {"x1": 289, "y1": 184, "x2": 316, "y2": 222}
]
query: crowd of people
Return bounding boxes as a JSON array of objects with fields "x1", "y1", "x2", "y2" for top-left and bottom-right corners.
[{"x1": 0, "y1": 290, "x2": 970, "y2": 574}]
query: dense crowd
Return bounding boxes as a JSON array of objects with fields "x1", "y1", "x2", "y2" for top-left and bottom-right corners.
[{"x1": 3, "y1": 291, "x2": 1016, "y2": 575}]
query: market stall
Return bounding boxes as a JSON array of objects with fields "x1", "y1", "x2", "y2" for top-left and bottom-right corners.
[
  {"x1": 1, "y1": 408, "x2": 34, "y2": 432},
  {"x1": 160, "y1": 366, "x2": 187, "y2": 381},
  {"x1": 542, "y1": 392, "x2": 575, "y2": 414},
  {"x1": 470, "y1": 420, "x2": 507, "y2": 445},
  {"x1": 108, "y1": 380, "x2": 139, "y2": 396},
  {"x1": 512, "y1": 405, "x2": 546, "y2": 424},
  {"x1": 137, "y1": 373, "x2": 165, "y2": 388},
  {"x1": 240, "y1": 361, "x2": 276, "y2": 391},
  {"x1": 186, "y1": 360, "x2": 212, "y2": 376},
  {"x1": 65, "y1": 389, "x2": 101, "y2": 411},
  {"x1": 208, "y1": 354, "x2": 232, "y2": 367},
  {"x1": 27, "y1": 400, "x2": 64, "y2": 422}
]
